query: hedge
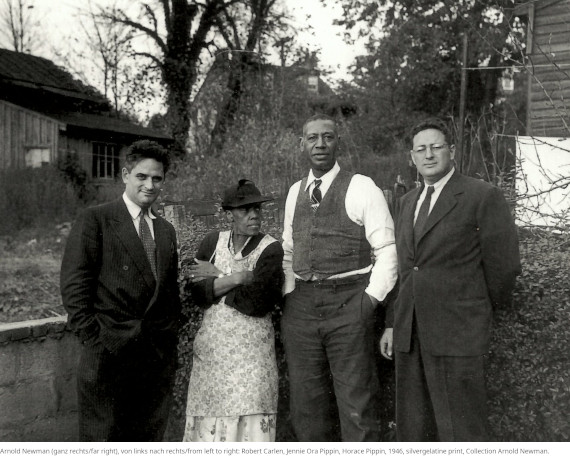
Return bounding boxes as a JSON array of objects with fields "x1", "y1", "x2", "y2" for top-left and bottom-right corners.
[{"x1": 166, "y1": 214, "x2": 570, "y2": 441}]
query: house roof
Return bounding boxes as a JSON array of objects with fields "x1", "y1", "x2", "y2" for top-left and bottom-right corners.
[
  {"x1": 55, "y1": 112, "x2": 171, "y2": 140},
  {"x1": 0, "y1": 48, "x2": 106, "y2": 103}
]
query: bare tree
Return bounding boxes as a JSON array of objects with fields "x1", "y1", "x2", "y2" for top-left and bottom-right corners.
[
  {"x1": 209, "y1": 0, "x2": 289, "y2": 151},
  {"x1": 96, "y1": 0, "x2": 288, "y2": 158},
  {"x1": 0, "y1": 0, "x2": 40, "y2": 53}
]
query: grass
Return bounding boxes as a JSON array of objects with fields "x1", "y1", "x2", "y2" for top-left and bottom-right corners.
[{"x1": 0, "y1": 228, "x2": 66, "y2": 323}]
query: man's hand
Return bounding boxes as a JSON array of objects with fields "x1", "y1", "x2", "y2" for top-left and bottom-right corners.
[{"x1": 379, "y1": 328, "x2": 393, "y2": 360}]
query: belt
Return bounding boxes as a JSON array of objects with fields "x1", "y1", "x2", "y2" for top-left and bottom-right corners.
[{"x1": 295, "y1": 273, "x2": 370, "y2": 287}]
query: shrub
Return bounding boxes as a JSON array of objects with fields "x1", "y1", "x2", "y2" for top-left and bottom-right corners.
[
  {"x1": 167, "y1": 214, "x2": 569, "y2": 441},
  {"x1": 0, "y1": 166, "x2": 81, "y2": 235},
  {"x1": 487, "y1": 229, "x2": 570, "y2": 441}
]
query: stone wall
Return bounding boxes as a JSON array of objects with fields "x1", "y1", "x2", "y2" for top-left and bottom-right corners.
[{"x1": 0, "y1": 317, "x2": 79, "y2": 441}]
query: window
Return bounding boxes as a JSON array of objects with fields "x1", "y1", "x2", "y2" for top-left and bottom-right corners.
[
  {"x1": 307, "y1": 76, "x2": 319, "y2": 94},
  {"x1": 25, "y1": 148, "x2": 51, "y2": 168},
  {"x1": 92, "y1": 143, "x2": 120, "y2": 179}
]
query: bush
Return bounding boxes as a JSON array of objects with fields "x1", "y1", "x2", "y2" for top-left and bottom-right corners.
[
  {"x1": 487, "y1": 229, "x2": 570, "y2": 441},
  {"x1": 167, "y1": 215, "x2": 569, "y2": 442},
  {"x1": 0, "y1": 166, "x2": 82, "y2": 235}
]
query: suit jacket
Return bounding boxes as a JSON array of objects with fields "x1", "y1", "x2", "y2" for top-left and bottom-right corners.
[
  {"x1": 389, "y1": 172, "x2": 521, "y2": 356},
  {"x1": 61, "y1": 198, "x2": 181, "y2": 355}
]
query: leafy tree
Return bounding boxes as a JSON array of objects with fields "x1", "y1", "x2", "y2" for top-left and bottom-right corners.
[{"x1": 329, "y1": 0, "x2": 525, "y2": 162}]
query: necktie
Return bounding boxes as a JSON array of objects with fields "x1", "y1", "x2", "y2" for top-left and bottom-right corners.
[
  {"x1": 139, "y1": 210, "x2": 157, "y2": 278},
  {"x1": 310, "y1": 179, "x2": 322, "y2": 213},
  {"x1": 414, "y1": 185, "x2": 435, "y2": 243}
]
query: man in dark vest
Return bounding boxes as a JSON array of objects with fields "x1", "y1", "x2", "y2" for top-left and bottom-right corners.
[{"x1": 281, "y1": 114, "x2": 398, "y2": 441}]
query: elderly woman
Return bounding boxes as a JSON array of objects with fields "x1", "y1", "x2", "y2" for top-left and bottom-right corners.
[{"x1": 183, "y1": 179, "x2": 284, "y2": 442}]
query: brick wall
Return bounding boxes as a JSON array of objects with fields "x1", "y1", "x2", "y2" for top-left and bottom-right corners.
[{"x1": 0, "y1": 317, "x2": 79, "y2": 441}]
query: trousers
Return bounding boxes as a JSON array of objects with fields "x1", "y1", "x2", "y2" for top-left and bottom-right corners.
[
  {"x1": 282, "y1": 277, "x2": 381, "y2": 441},
  {"x1": 395, "y1": 316, "x2": 489, "y2": 441},
  {"x1": 77, "y1": 337, "x2": 176, "y2": 441}
]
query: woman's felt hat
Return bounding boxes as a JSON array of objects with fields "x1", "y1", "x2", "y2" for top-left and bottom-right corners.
[{"x1": 221, "y1": 179, "x2": 273, "y2": 210}]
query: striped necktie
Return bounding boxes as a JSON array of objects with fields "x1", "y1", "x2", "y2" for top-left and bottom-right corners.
[
  {"x1": 310, "y1": 179, "x2": 322, "y2": 213},
  {"x1": 139, "y1": 210, "x2": 157, "y2": 278}
]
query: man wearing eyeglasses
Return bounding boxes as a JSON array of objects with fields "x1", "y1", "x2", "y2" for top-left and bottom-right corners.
[{"x1": 380, "y1": 119, "x2": 521, "y2": 441}]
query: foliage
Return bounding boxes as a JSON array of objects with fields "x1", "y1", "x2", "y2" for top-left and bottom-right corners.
[
  {"x1": 487, "y1": 229, "x2": 570, "y2": 441},
  {"x1": 0, "y1": 167, "x2": 81, "y2": 235},
  {"x1": 327, "y1": 0, "x2": 526, "y2": 168},
  {"x1": 57, "y1": 151, "x2": 96, "y2": 203}
]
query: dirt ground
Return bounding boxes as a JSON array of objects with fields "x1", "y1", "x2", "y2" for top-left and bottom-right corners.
[{"x1": 0, "y1": 228, "x2": 67, "y2": 324}]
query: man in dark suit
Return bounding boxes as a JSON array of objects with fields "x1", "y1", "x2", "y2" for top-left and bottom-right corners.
[
  {"x1": 380, "y1": 119, "x2": 521, "y2": 441},
  {"x1": 61, "y1": 140, "x2": 181, "y2": 441}
]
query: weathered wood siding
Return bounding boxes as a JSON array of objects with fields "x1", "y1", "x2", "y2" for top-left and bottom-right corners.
[
  {"x1": 526, "y1": 0, "x2": 570, "y2": 137},
  {"x1": 0, "y1": 100, "x2": 61, "y2": 170}
]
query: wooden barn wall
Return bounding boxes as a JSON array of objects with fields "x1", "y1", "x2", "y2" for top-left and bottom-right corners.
[
  {"x1": 528, "y1": 0, "x2": 570, "y2": 137},
  {"x1": 0, "y1": 100, "x2": 60, "y2": 170}
]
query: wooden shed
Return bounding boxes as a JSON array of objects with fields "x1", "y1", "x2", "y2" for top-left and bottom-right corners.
[
  {"x1": 515, "y1": 0, "x2": 570, "y2": 137},
  {"x1": 0, "y1": 48, "x2": 171, "y2": 181}
]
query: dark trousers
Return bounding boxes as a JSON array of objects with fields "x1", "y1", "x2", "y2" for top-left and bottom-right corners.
[
  {"x1": 395, "y1": 318, "x2": 489, "y2": 442},
  {"x1": 77, "y1": 337, "x2": 176, "y2": 441},
  {"x1": 282, "y1": 277, "x2": 381, "y2": 442}
]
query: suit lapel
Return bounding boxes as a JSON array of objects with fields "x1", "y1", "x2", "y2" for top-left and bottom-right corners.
[
  {"x1": 416, "y1": 172, "x2": 463, "y2": 245},
  {"x1": 109, "y1": 199, "x2": 156, "y2": 289},
  {"x1": 400, "y1": 187, "x2": 421, "y2": 257}
]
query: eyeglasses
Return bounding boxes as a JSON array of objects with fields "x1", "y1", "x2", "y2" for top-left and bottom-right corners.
[{"x1": 411, "y1": 143, "x2": 449, "y2": 154}]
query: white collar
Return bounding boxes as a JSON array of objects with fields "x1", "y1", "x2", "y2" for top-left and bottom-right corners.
[
  {"x1": 122, "y1": 192, "x2": 156, "y2": 220},
  {"x1": 304, "y1": 162, "x2": 340, "y2": 191},
  {"x1": 425, "y1": 167, "x2": 455, "y2": 192}
]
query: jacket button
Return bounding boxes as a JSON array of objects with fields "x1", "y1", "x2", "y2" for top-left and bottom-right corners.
[
  {"x1": 413, "y1": 266, "x2": 419, "y2": 271},
  {"x1": 123, "y1": 265, "x2": 129, "y2": 270}
]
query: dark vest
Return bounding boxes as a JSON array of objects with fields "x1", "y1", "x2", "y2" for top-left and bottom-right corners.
[{"x1": 292, "y1": 169, "x2": 371, "y2": 279}]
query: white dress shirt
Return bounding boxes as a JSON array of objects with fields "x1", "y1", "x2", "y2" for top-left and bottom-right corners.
[
  {"x1": 282, "y1": 162, "x2": 398, "y2": 302},
  {"x1": 123, "y1": 192, "x2": 156, "y2": 239},
  {"x1": 413, "y1": 167, "x2": 455, "y2": 223}
]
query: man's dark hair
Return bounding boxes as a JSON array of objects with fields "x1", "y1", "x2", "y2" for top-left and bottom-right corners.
[
  {"x1": 123, "y1": 140, "x2": 171, "y2": 173},
  {"x1": 302, "y1": 113, "x2": 338, "y2": 136},
  {"x1": 408, "y1": 118, "x2": 453, "y2": 146}
]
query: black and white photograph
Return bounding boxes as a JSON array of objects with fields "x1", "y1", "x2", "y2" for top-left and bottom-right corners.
[{"x1": 0, "y1": 0, "x2": 568, "y2": 455}]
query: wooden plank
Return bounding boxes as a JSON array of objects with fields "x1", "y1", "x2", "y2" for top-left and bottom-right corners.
[
  {"x1": 535, "y1": 1, "x2": 570, "y2": 18},
  {"x1": 529, "y1": 107, "x2": 570, "y2": 120},
  {"x1": 530, "y1": 79, "x2": 570, "y2": 92},
  {"x1": 531, "y1": 119, "x2": 568, "y2": 128},
  {"x1": 532, "y1": 40, "x2": 570, "y2": 54},
  {"x1": 534, "y1": 30, "x2": 570, "y2": 46},
  {"x1": 527, "y1": 49, "x2": 570, "y2": 64},
  {"x1": 529, "y1": 66, "x2": 570, "y2": 82},
  {"x1": 533, "y1": 21, "x2": 570, "y2": 35},
  {"x1": 530, "y1": 87, "x2": 570, "y2": 101},
  {"x1": 0, "y1": 102, "x2": 5, "y2": 170}
]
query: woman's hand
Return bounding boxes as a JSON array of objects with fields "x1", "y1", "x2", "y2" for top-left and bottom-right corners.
[{"x1": 188, "y1": 259, "x2": 223, "y2": 282}]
